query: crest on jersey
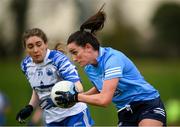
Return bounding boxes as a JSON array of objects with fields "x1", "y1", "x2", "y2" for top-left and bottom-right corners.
[{"x1": 46, "y1": 68, "x2": 53, "y2": 76}]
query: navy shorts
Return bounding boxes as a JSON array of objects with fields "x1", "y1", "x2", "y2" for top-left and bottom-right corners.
[{"x1": 117, "y1": 97, "x2": 166, "y2": 126}]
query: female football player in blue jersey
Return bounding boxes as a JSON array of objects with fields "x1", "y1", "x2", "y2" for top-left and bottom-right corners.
[
  {"x1": 16, "y1": 28, "x2": 94, "y2": 126},
  {"x1": 56, "y1": 7, "x2": 167, "y2": 126}
]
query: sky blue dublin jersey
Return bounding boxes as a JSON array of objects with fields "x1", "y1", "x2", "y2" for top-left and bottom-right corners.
[
  {"x1": 21, "y1": 49, "x2": 87, "y2": 124},
  {"x1": 84, "y1": 47, "x2": 159, "y2": 110}
]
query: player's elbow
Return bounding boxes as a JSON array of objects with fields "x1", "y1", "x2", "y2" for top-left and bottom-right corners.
[
  {"x1": 99, "y1": 98, "x2": 111, "y2": 107},
  {"x1": 101, "y1": 102, "x2": 110, "y2": 107}
]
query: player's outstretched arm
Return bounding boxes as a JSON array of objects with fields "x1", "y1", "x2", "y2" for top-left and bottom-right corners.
[
  {"x1": 83, "y1": 87, "x2": 99, "y2": 95},
  {"x1": 78, "y1": 78, "x2": 119, "y2": 107},
  {"x1": 55, "y1": 78, "x2": 119, "y2": 107}
]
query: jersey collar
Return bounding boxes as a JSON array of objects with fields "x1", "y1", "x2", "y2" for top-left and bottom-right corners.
[
  {"x1": 34, "y1": 49, "x2": 51, "y2": 66},
  {"x1": 44, "y1": 49, "x2": 50, "y2": 63},
  {"x1": 96, "y1": 47, "x2": 105, "y2": 63}
]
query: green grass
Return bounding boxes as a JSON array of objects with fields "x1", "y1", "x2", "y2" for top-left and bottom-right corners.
[
  {"x1": 0, "y1": 59, "x2": 32, "y2": 126},
  {"x1": 0, "y1": 58, "x2": 180, "y2": 125},
  {"x1": 134, "y1": 58, "x2": 180, "y2": 101}
]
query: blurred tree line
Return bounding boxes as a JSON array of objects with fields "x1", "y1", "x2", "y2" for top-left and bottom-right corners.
[
  {"x1": 0, "y1": 0, "x2": 29, "y2": 58},
  {"x1": 0, "y1": 1, "x2": 180, "y2": 59},
  {"x1": 151, "y1": 2, "x2": 180, "y2": 58},
  {"x1": 100, "y1": 1, "x2": 180, "y2": 58}
]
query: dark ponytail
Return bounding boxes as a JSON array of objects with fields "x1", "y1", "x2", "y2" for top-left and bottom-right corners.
[
  {"x1": 67, "y1": 4, "x2": 106, "y2": 51},
  {"x1": 80, "y1": 4, "x2": 106, "y2": 34}
]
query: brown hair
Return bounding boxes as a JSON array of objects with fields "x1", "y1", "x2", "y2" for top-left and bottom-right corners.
[
  {"x1": 22, "y1": 28, "x2": 48, "y2": 47},
  {"x1": 54, "y1": 42, "x2": 67, "y2": 54}
]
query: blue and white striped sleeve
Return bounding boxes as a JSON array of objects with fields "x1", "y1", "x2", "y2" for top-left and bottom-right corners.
[
  {"x1": 20, "y1": 56, "x2": 30, "y2": 78},
  {"x1": 104, "y1": 54, "x2": 124, "y2": 80},
  {"x1": 53, "y1": 52, "x2": 80, "y2": 83}
]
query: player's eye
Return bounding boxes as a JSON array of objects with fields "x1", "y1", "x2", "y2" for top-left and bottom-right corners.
[
  {"x1": 27, "y1": 44, "x2": 33, "y2": 49},
  {"x1": 36, "y1": 41, "x2": 42, "y2": 47},
  {"x1": 71, "y1": 51, "x2": 78, "y2": 55}
]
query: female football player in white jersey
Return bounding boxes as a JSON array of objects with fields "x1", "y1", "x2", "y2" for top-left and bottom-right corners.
[
  {"x1": 16, "y1": 28, "x2": 94, "y2": 126},
  {"x1": 55, "y1": 7, "x2": 167, "y2": 126}
]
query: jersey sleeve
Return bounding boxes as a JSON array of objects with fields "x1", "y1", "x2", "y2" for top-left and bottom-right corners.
[
  {"x1": 104, "y1": 54, "x2": 124, "y2": 80},
  {"x1": 53, "y1": 52, "x2": 80, "y2": 83},
  {"x1": 20, "y1": 56, "x2": 30, "y2": 78}
]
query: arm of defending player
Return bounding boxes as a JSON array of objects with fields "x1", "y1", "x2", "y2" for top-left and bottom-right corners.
[
  {"x1": 16, "y1": 90, "x2": 38, "y2": 124},
  {"x1": 29, "y1": 90, "x2": 39, "y2": 107},
  {"x1": 74, "y1": 81, "x2": 84, "y2": 92},
  {"x1": 39, "y1": 97, "x2": 56, "y2": 110}
]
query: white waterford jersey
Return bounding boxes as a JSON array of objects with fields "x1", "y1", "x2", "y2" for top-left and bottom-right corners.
[
  {"x1": 21, "y1": 49, "x2": 87, "y2": 124},
  {"x1": 84, "y1": 47, "x2": 160, "y2": 110}
]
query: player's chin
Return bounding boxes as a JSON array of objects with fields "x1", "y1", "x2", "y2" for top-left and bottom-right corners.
[
  {"x1": 79, "y1": 62, "x2": 86, "y2": 67},
  {"x1": 33, "y1": 58, "x2": 43, "y2": 63}
]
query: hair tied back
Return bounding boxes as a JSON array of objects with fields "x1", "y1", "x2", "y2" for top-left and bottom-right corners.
[{"x1": 80, "y1": 3, "x2": 106, "y2": 34}]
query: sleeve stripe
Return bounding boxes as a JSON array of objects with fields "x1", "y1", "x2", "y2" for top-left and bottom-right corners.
[
  {"x1": 52, "y1": 51, "x2": 80, "y2": 82},
  {"x1": 105, "y1": 67, "x2": 121, "y2": 73},
  {"x1": 105, "y1": 70, "x2": 122, "y2": 75},
  {"x1": 105, "y1": 71, "x2": 122, "y2": 78},
  {"x1": 65, "y1": 75, "x2": 79, "y2": 79}
]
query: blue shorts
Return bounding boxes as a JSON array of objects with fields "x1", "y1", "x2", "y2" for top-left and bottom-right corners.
[
  {"x1": 46, "y1": 108, "x2": 94, "y2": 126},
  {"x1": 117, "y1": 97, "x2": 166, "y2": 126}
]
